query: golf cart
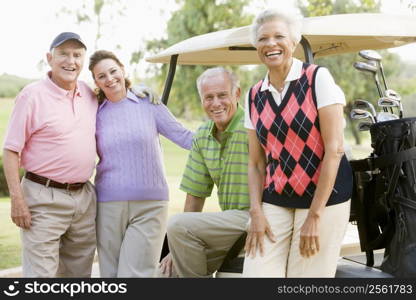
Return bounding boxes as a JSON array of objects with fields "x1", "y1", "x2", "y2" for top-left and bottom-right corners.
[{"x1": 146, "y1": 13, "x2": 416, "y2": 278}]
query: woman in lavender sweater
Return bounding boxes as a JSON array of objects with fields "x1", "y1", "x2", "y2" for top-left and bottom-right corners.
[{"x1": 88, "y1": 50, "x2": 193, "y2": 277}]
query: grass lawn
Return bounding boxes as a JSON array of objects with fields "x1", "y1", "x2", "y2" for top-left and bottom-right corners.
[
  {"x1": 0, "y1": 197, "x2": 21, "y2": 269},
  {"x1": 161, "y1": 134, "x2": 221, "y2": 218}
]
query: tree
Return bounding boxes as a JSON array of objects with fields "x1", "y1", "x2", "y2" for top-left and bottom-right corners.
[
  {"x1": 58, "y1": 0, "x2": 125, "y2": 50},
  {"x1": 34, "y1": 0, "x2": 126, "y2": 75},
  {"x1": 146, "y1": 0, "x2": 254, "y2": 118}
]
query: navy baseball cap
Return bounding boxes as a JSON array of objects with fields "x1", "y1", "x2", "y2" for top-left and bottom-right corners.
[{"x1": 49, "y1": 32, "x2": 87, "y2": 51}]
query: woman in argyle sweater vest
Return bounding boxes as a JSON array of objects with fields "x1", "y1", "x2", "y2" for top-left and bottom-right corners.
[{"x1": 242, "y1": 9, "x2": 353, "y2": 277}]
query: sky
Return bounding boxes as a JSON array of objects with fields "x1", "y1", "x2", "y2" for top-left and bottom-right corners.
[{"x1": 0, "y1": 0, "x2": 415, "y2": 82}]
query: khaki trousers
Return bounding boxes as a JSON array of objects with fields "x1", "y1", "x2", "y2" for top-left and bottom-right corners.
[
  {"x1": 166, "y1": 209, "x2": 249, "y2": 278},
  {"x1": 96, "y1": 200, "x2": 168, "y2": 277},
  {"x1": 20, "y1": 177, "x2": 97, "y2": 278},
  {"x1": 242, "y1": 201, "x2": 350, "y2": 278}
]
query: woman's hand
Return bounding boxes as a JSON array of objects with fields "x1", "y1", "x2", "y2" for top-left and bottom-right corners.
[
  {"x1": 245, "y1": 209, "x2": 276, "y2": 258},
  {"x1": 245, "y1": 130, "x2": 274, "y2": 258},
  {"x1": 131, "y1": 84, "x2": 161, "y2": 105},
  {"x1": 298, "y1": 103, "x2": 345, "y2": 258},
  {"x1": 299, "y1": 211, "x2": 321, "y2": 258}
]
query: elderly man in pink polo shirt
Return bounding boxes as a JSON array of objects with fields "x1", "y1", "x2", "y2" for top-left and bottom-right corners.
[{"x1": 2, "y1": 32, "x2": 99, "y2": 277}]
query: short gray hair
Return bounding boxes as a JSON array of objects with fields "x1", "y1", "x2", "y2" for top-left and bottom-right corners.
[
  {"x1": 250, "y1": 9, "x2": 303, "y2": 46},
  {"x1": 196, "y1": 67, "x2": 240, "y2": 99}
]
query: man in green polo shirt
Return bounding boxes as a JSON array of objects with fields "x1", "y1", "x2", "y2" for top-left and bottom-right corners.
[{"x1": 159, "y1": 67, "x2": 250, "y2": 278}]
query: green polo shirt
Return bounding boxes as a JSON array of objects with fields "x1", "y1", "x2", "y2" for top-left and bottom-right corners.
[{"x1": 180, "y1": 106, "x2": 249, "y2": 211}]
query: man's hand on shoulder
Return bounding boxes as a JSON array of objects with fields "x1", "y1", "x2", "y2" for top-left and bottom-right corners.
[{"x1": 131, "y1": 84, "x2": 161, "y2": 105}]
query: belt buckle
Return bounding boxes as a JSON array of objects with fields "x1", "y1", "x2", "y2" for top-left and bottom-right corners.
[{"x1": 66, "y1": 183, "x2": 82, "y2": 191}]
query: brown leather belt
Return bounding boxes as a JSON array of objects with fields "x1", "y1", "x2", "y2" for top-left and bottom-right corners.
[{"x1": 25, "y1": 172, "x2": 86, "y2": 191}]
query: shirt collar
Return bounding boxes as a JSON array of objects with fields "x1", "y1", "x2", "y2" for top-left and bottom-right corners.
[
  {"x1": 98, "y1": 89, "x2": 138, "y2": 111},
  {"x1": 208, "y1": 105, "x2": 244, "y2": 137},
  {"x1": 260, "y1": 58, "x2": 303, "y2": 92},
  {"x1": 45, "y1": 71, "x2": 82, "y2": 99}
]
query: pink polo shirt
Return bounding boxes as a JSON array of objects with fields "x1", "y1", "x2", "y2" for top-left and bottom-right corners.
[{"x1": 3, "y1": 72, "x2": 98, "y2": 183}]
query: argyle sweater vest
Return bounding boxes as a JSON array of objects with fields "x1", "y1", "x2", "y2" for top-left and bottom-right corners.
[{"x1": 249, "y1": 63, "x2": 352, "y2": 208}]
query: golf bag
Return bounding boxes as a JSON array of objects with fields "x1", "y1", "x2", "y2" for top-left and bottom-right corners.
[{"x1": 350, "y1": 117, "x2": 416, "y2": 277}]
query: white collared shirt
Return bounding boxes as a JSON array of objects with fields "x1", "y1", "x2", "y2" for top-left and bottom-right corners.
[{"x1": 244, "y1": 58, "x2": 345, "y2": 129}]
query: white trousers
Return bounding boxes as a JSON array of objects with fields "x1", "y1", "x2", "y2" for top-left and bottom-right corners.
[
  {"x1": 243, "y1": 201, "x2": 350, "y2": 278},
  {"x1": 96, "y1": 200, "x2": 168, "y2": 277}
]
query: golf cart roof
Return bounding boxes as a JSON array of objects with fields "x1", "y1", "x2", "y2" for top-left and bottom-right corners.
[{"x1": 146, "y1": 13, "x2": 416, "y2": 65}]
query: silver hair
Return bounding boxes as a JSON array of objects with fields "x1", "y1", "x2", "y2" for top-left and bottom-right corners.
[
  {"x1": 196, "y1": 67, "x2": 240, "y2": 99},
  {"x1": 250, "y1": 9, "x2": 303, "y2": 46}
]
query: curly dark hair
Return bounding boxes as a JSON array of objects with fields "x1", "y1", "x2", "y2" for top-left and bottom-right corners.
[{"x1": 88, "y1": 50, "x2": 131, "y2": 102}]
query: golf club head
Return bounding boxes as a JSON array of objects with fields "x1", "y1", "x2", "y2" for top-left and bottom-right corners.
[
  {"x1": 354, "y1": 61, "x2": 384, "y2": 97},
  {"x1": 358, "y1": 122, "x2": 373, "y2": 131},
  {"x1": 350, "y1": 108, "x2": 375, "y2": 123},
  {"x1": 380, "y1": 93, "x2": 403, "y2": 118},
  {"x1": 385, "y1": 89, "x2": 401, "y2": 101},
  {"x1": 377, "y1": 112, "x2": 399, "y2": 122},
  {"x1": 353, "y1": 61, "x2": 378, "y2": 74},
  {"x1": 358, "y1": 50, "x2": 389, "y2": 92},
  {"x1": 358, "y1": 50, "x2": 382, "y2": 62},
  {"x1": 353, "y1": 99, "x2": 377, "y2": 117},
  {"x1": 378, "y1": 97, "x2": 400, "y2": 108}
]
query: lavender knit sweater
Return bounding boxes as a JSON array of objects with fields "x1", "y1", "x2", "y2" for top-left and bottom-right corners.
[{"x1": 95, "y1": 90, "x2": 193, "y2": 202}]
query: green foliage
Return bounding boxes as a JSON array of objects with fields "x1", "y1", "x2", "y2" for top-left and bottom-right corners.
[
  {"x1": 298, "y1": 0, "x2": 333, "y2": 16},
  {"x1": 0, "y1": 98, "x2": 26, "y2": 197},
  {"x1": 147, "y1": 0, "x2": 255, "y2": 118},
  {"x1": 0, "y1": 158, "x2": 8, "y2": 197},
  {"x1": 0, "y1": 157, "x2": 24, "y2": 197},
  {"x1": 396, "y1": 77, "x2": 416, "y2": 99},
  {"x1": 0, "y1": 74, "x2": 34, "y2": 98},
  {"x1": 395, "y1": 62, "x2": 416, "y2": 117},
  {"x1": 298, "y1": 0, "x2": 381, "y2": 15},
  {"x1": 59, "y1": 0, "x2": 124, "y2": 50},
  {"x1": 0, "y1": 197, "x2": 22, "y2": 269}
]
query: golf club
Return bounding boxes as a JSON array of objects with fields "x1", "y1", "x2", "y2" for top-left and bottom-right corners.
[
  {"x1": 350, "y1": 108, "x2": 376, "y2": 123},
  {"x1": 358, "y1": 50, "x2": 404, "y2": 118},
  {"x1": 378, "y1": 97, "x2": 403, "y2": 118},
  {"x1": 353, "y1": 99, "x2": 377, "y2": 122},
  {"x1": 385, "y1": 89, "x2": 403, "y2": 118},
  {"x1": 377, "y1": 111, "x2": 399, "y2": 122},
  {"x1": 353, "y1": 61, "x2": 385, "y2": 107},
  {"x1": 385, "y1": 89, "x2": 401, "y2": 101},
  {"x1": 358, "y1": 49, "x2": 388, "y2": 91},
  {"x1": 358, "y1": 121, "x2": 373, "y2": 131}
]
